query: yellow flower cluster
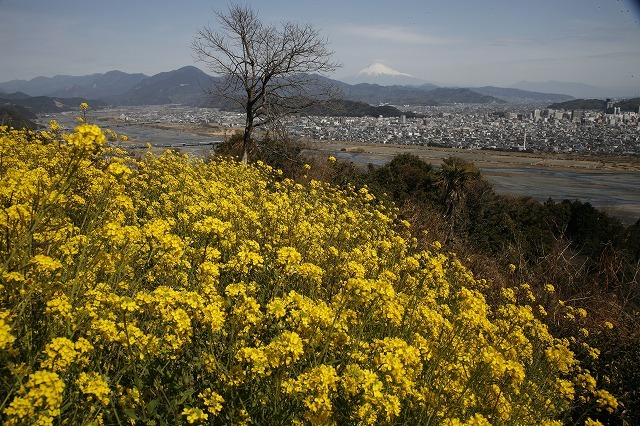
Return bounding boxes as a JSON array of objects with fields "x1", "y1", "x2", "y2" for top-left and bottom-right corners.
[
  {"x1": 76, "y1": 371, "x2": 110, "y2": 405},
  {"x1": 3, "y1": 370, "x2": 65, "y2": 425},
  {"x1": 0, "y1": 123, "x2": 616, "y2": 424},
  {"x1": 65, "y1": 123, "x2": 106, "y2": 150},
  {"x1": 0, "y1": 310, "x2": 15, "y2": 349}
]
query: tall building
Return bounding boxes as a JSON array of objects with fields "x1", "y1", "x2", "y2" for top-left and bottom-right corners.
[
  {"x1": 606, "y1": 99, "x2": 614, "y2": 110},
  {"x1": 572, "y1": 110, "x2": 582, "y2": 123},
  {"x1": 605, "y1": 99, "x2": 616, "y2": 114}
]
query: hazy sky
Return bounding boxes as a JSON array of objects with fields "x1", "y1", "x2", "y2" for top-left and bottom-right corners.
[{"x1": 1, "y1": 0, "x2": 639, "y2": 90}]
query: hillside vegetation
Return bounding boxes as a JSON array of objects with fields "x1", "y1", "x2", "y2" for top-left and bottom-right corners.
[
  {"x1": 0, "y1": 94, "x2": 106, "y2": 114},
  {"x1": 548, "y1": 97, "x2": 640, "y2": 112},
  {"x1": 302, "y1": 99, "x2": 422, "y2": 118},
  {"x1": 222, "y1": 130, "x2": 640, "y2": 424},
  {"x1": 0, "y1": 105, "x2": 37, "y2": 130},
  {"x1": 0, "y1": 121, "x2": 620, "y2": 425}
]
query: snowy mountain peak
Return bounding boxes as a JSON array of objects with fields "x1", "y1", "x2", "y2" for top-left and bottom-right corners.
[
  {"x1": 341, "y1": 62, "x2": 426, "y2": 86},
  {"x1": 357, "y1": 62, "x2": 413, "y2": 77}
]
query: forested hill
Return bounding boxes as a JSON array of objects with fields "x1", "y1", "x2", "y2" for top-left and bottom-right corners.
[
  {"x1": 303, "y1": 99, "x2": 422, "y2": 118},
  {"x1": 0, "y1": 104, "x2": 38, "y2": 129},
  {"x1": 618, "y1": 97, "x2": 640, "y2": 111},
  {"x1": 548, "y1": 97, "x2": 640, "y2": 111},
  {"x1": 0, "y1": 93, "x2": 106, "y2": 114}
]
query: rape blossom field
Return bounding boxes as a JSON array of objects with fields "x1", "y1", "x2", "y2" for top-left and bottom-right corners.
[{"x1": 0, "y1": 117, "x2": 617, "y2": 424}]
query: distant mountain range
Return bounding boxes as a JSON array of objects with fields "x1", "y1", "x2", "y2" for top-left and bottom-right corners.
[
  {"x1": 0, "y1": 70, "x2": 147, "y2": 99},
  {"x1": 510, "y1": 80, "x2": 635, "y2": 99},
  {"x1": 1, "y1": 66, "x2": 611, "y2": 116},
  {"x1": 103, "y1": 66, "x2": 212, "y2": 106},
  {"x1": 471, "y1": 86, "x2": 572, "y2": 102},
  {"x1": 0, "y1": 67, "x2": 212, "y2": 113}
]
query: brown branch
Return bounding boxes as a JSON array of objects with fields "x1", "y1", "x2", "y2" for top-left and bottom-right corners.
[{"x1": 192, "y1": 3, "x2": 341, "y2": 163}]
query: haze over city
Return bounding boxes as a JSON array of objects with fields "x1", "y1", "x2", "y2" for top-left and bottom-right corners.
[{"x1": 1, "y1": 0, "x2": 639, "y2": 93}]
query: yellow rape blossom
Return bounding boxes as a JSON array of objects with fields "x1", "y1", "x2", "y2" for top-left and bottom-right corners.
[
  {"x1": 0, "y1": 124, "x2": 617, "y2": 425},
  {"x1": 283, "y1": 364, "x2": 339, "y2": 424},
  {"x1": 42, "y1": 337, "x2": 79, "y2": 372},
  {"x1": 182, "y1": 407, "x2": 208, "y2": 424},
  {"x1": 65, "y1": 123, "x2": 106, "y2": 150},
  {"x1": 593, "y1": 389, "x2": 618, "y2": 413},
  {"x1": 0, "y1": 312, "x2": 16, "y2": 350},
  {"x1": 199, "y1": 388, "x2": 224, "y2": 415},
  {"x1": 76, "y1": 372, "x2": 110, "y2": 405},
  {"x1": 4, "y1": 370, "x2": 65, "y2": 425},
  {"x1": 49, "y1": 119, "x2": 61, "y2": 132}
]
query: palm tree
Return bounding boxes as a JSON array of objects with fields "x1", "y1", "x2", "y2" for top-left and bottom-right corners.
[{"x1": 438, "y1": 157, "x2": 480, "y2": 237}]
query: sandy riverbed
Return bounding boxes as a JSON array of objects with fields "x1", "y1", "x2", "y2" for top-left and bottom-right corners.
[
  {"x1": 134, "y1": 121, "x2": 640, "y2": 173},
  {"x1": 78, "y1": 118, "x2": 640, "y2": 222},
  {"x1": 301, "y1": 139, "x2": 640, "y2": 174}
]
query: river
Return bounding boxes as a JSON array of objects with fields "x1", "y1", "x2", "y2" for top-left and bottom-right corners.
[
  {"x1": 41, "y1": 114, "x2": 640, "y2": 222},
  {"x1": 323, "y1": 148, "x2": 640, "y2": 223}
]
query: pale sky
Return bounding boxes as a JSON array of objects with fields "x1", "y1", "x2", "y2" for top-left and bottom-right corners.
[{"x1": 1, "y1": 0, "x2": 639, "y2": 91}]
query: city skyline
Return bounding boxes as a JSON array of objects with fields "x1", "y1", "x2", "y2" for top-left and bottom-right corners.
[{"x1": 1, "y1": 0, "x2": 639, "y2": 92}]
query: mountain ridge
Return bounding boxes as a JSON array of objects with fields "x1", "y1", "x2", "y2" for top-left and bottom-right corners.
[
  {"x1": 46, "y1": 70, "x2": 148, "y2": 99},
  {"x1": 472, "y1": 86, "x2": 573, "y2": 102},
  {"x1": 510, "y1": 80, "x2": 633, "y2": 99},
  {"x1": 0, "y1": 71, "x2": 147, "y2": 98},
  {"x1": 0, "y1": 67, "x2": 601, "y2": 110},
  {"x1": 105, "y1": 66, "x2": 212, "y2": 106}
]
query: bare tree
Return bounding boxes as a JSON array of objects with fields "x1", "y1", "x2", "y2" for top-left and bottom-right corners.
[{"x1": 192, "y1": 4, "x2": 341, "y2": 163}]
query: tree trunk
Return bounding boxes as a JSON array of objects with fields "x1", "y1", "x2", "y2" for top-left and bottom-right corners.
[
  {"x1": 242, "y1": 128, "x2": 250, "y2": 164},
  {"x1": 242, "y1": 106, "x2": 253, "y2": 164}
]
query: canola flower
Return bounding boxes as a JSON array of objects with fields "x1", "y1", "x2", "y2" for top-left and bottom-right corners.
[{"x1": 0, "y1": 122, "x2": 617, "y2": 424}]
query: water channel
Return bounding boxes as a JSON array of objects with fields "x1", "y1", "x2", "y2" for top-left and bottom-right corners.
[
  {"x1": 324, "y1": 149, "x2": 640, "y2": 223},
  {"x1": 42, "y1": 114, "x2": 640, "y2": 222}
]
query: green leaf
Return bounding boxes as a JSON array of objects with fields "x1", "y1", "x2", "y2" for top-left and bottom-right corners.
[
  {"x1": 123, "y1": 408, "x2": 139, "y2": 421},
  {"x1": 147, "y1": 398, "x2": 160, "y2": 416},
  {"x1": 177, "y1": 388, "x2": 196, "y2": 405}
]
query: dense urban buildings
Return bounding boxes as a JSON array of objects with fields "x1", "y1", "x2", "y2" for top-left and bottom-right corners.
[
  {"x1": 51, "y1": 102, "x2": 640, "y2": 156},
  {"x1": 286, "y1": 104, "x2": 640, "y2": 156}
]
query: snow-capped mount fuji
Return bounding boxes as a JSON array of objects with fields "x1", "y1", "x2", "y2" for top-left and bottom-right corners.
[
  {"x1": 341, "y1": 62, "x2": 430, "y2": 86},
  {"x1": 358, "y1": 63, "x2": 412, "y2": 78}
]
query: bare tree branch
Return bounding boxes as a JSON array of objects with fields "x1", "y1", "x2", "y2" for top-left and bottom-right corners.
[{"x1": 192, "y1": 3, "x2": 341, "y2": 163}]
